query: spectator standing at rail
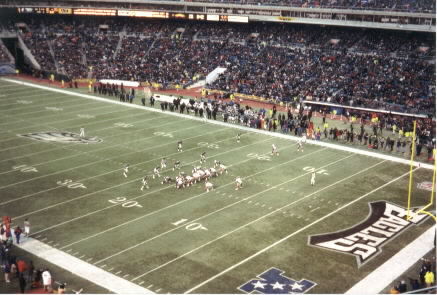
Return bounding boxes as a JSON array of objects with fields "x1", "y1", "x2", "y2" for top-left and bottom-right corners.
[{"x1": 14, "y1": 226, "x2": 22, "y2": 244}]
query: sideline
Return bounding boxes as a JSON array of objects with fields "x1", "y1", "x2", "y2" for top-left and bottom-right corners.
[
  {"x1": 1, "y1": 77, "x2": 433, "y2": 170},
  {"x1": 346, "y1": 225, "x2": 436, "y2": 294},
  {"x1": 12, "y1": 234, "x2": 154, "y2": 294}
]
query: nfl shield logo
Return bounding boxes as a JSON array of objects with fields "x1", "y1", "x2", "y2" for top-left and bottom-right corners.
[{"x1": 238, "y1": 268, "x2": 316, "y2": 294}]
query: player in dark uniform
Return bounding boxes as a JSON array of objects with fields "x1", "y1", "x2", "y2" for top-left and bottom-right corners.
[
  {"x1": 200, "y1": 152, "x2": 206, "y2": 164},
  {"x1": 173, "y1": 160, "x2": 181, "y2": 171},
  {"x1": 161, "y1": 176, "x2": 173, "y2": 184},
  {"x1": 237, "y1": 133, "x2": 241, "y2": 143},
  {"x1": 177, "y1": 141, "x2": 183, "y2": 152}
]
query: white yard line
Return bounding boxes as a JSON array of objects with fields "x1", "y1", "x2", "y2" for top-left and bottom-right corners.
[
  {"x1": 30, "y1": 136, "x2": 278, "y2": 237},
  {"x1": 13, "y1": 236, "x2": 154, "y2": 294},
  {"x1": 2, "y1": 78, "x2": 431, "y2": 170},
  {"x1": 3, "y1": 125, "x2": 227, "y2": 206},
  {"x1": 0, "y1": 114, "x2": 177, "y2": 175},
  {"x1": 132, "y1": 160, "x2": 385, "y2": 280},
  {"x1": 77, "y1": 149, "x2": 339, "y2": 261},
  {"x1": 0, "y1": 98, "x2": 99, "y2": 119},
  {"x1": 184, "y1": 167, "x2": 420, "y2": 294},
  {"x1": 346, "y1": 225, "x2": 436, "y2": 294}
]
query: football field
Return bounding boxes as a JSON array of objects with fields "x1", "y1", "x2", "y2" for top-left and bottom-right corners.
[{"x1": 0, "y1": 78, "x2": 435, "y2": 294}]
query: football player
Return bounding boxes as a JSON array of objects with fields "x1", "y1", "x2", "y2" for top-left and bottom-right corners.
[
  {"x1": 200, "y1": 152, "x2": 206, "y2": 164},
  {"x1": 311, "y1": 171, "x2": 316, "y2": 186},
  {"x1": 140, "y1": 176, "x2": 149, "y2": 191},
  {"x1": 80, "y1": 127, "x2": 85, "y2": 138},
  {"x1": 173, "y1": 160, "x2": 181, "y2": 171},
  {"x1": 153, "y1": 166, "x2": 161, "y2": 179},
  {"x1": 235, "y1": 176, "x2": 243, "y2": 190},
  {"x1": 161, "y1": 158, "x2": 167, "y2": 169},
  {"x1": 272, "y1": 144, "x2": 279, "y2": 156},
  {"x1": 177, "y1": 140, "x2": 183, "y2": 152},
  {"x1": 122, "y1": 164, "x2": 129, "y2": 178}
]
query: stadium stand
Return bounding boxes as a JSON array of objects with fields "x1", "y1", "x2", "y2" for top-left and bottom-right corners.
[{"x1": 1, "y1": 15, "x2": 435, "y2": 115}]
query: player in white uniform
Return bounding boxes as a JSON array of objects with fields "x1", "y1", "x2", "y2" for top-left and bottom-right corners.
[
  {"x1": 141, "y1": 176, "x2": 149, "y2": 191},
  {"x1": 205, "y1": 181, "x2": 213, "y2": 192},
  {"x1": 80, "y1": 128, "x2": 85, "y2": 138},
  {"x1": 235, "y1": 176, "x2": 243, "y2": 190},
  {"x1": 161, "y1": 158, "x2": 167, "y2": 169},
  {"x1": 311, "y1": 172, "x2": 316, "y2": 186},
  {"x1": 272, "y1": 144, "x2": 279, "y2": 156},
  {"x1": 153, "y1": 166, "x2": 161, "y2": 179},
  {"x1": 24, "y1": 218, "x2": 30, "y2": 237},
  {"x1": 177, "y1": 141, "x2": 183, "y2": 152},
  {"x1": 237, "y1": 133, "x2": 241, "y2": 143},
  {"x1": 297, "y1": 139, "x2": 304, "y2": 152},
  {"x1": 123, "y1": 164, "x2": 129, "y2": 178}
]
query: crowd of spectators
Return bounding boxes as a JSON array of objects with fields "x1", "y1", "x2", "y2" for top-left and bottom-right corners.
[
  {"x1": 0, "y1": 42, "x2": 12, "y2": 63},
  {"x1": 2, "y1": 16, "x2": 435, "y2": 115},
  {"x1": 186, "y1": 0, "x2": 435, "y2": 12}
]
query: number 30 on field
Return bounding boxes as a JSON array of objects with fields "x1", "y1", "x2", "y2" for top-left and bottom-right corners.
[{"x1": 108, "y1": 197, "x2": 143, "y2": 208}]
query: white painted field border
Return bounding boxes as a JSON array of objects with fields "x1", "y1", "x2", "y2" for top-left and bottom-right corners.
[
  {"x1": 2, "y1": 124, "x2": 228, "y2": 203},
  {"x1": 0, "y1": 116, "x2": 179, "y2": 176},
  {"x1": 132, "y1": 160, "x2": 385, "y2": 280},
  {"x1": 2, "y1": 78, "x2": 431, "y2": 170},
  {"x1": 346, "y1": 225, "x2": 436, "y2": 294},
  {"x1": 94, "y1": 154, "x2": 356, "y2": 266},
  {"x1": 13, "y1": 236, "x2": 154, "y2": 294},
  {"x1": 184, "y1": 167, "x2": 421, "y2": 293},
  {"x1": 59, "y1": 147, "x2": 332, "y2": 251},
  {"x1": 25, "y1": 135, "x2": 279, "y2": 234}
]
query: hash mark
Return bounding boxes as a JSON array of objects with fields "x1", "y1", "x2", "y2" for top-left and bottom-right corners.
[
  {"x1": 123, "y1": 274, "x2": 129, "y2": 278},
  {"x1": 139, "y1": 281, "x2": 144, "y2": 285},
  {"x1": 66, "y1": 249, "x2": 73, "y2": 253},
  {"x1": 156, "y1": 289, "x2": 162, "y2": 292},
  {"x1": 73, "y1": 252, "x2": 79, "y2": 256},
  {"x1": 86, "y1": 258, "x2": 93, "y2": 262},
  {"x1": 41, "y1": 237, "x2": 47, "y2": 242},
  {"x1": 35, "y1": 235, "x2": 42, "y2": 239},
  {"x1": 79, "y1": 255, "x2": 85, "y2": 259},
  {"x1": 107, "y1": 267, "x2": 114, "y2": 271},
  {"x1": 100, "y1": 264, "x2": 106, "y2": 268},
  {"x1": 115, "y1": 271, "x2": 122, "y2": 275},
  {"x1": 310, "y1": 207, "x2": 321, "y2": 212},
  {"x1": 147, "y1": 284, "x2": 154, "y2": 288}
]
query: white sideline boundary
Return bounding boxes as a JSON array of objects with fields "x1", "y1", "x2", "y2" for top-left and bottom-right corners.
[
  {"x1": 12, "y1": 234, "x2": 154, "y2": 294},
  {"x1": 2, "y1": 77, "x2": 432, "y2": 170},
  {"x1": 346, "y1": 225, "x2": 436, "y2": 294}
]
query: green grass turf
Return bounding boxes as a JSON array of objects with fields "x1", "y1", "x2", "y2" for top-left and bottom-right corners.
[{"x1": 0, "y1": 78, "x2": 435, "y2": 294}]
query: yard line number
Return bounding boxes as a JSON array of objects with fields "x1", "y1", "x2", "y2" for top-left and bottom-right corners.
[
  {"x1": 197, "y1": 142, "x2": 219, "y2": 149},
  {"x1": 12, "y1": 164, "x2": 38, "y2": 173},
  {"x1": 153, "y1": 131, "x2": 173, "y2": 138},
  {"x1": 45, "y1": 106, "x2": 63, "y2": 111},
  {"x1": 108, "y1": 197, "x2": 143, "y2": 208},
  {"x1": 57, "y1": 179, "x2": 87, "y2": 189},
  {"x1": 303, "y1": 166, "x2": 329, "y2": 175},
  {"x1": 171, "y1": 219, "x2": 208, "y2": 231},
  {"x1": 247, "y1": 153, "x2": 271, "y2": 161},
  {"x1": 114, "y1": 122, "x2": 133, "y2": 128},
  {"x1": 16, "y1": 100, "x2": 32, "y2": 104}
]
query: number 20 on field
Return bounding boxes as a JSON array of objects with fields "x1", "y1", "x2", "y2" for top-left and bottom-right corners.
[{"x1": 108, "y1": 197, "x2": 143, "y2": 208}]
